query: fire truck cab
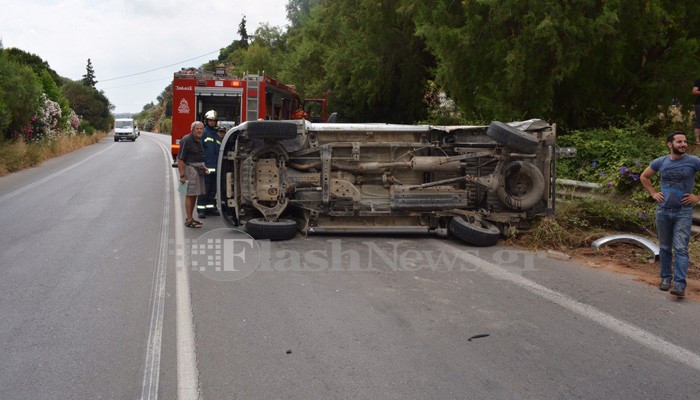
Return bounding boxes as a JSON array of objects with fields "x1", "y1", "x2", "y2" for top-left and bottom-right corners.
[{"x1": 170, "y1": 66, "x2": 326, "y2": 159}]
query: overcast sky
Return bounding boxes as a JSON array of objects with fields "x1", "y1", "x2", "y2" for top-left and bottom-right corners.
[{"x1": 1, "y1": 0, "x2": 290, "y2": 114}]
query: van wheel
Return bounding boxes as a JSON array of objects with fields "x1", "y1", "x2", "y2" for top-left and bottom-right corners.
[
  {"x1": 245, "y1": 218, "x2": 298, "y2": 241},
  {"x1": 449, "y1": 217, "x2": 501, "y2": 247},
  {"x1": 487, "y1": 121, "x2": 539, "y2": 154},
  {"x1": 246, "y1": 121, "x2": 297, "y2": 140},
  {"x1": 497, "y1": 161, "x2": 545, "y2": 211},
  {"x1": 114, "y1": 137, "x2": 119, "y2": 142}
]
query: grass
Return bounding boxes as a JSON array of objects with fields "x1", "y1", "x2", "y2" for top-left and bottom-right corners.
[
  {"x1": 0, "y1": 132, "x2": 107, "y2": 176},
  {"x1": 511, "y1": 196, "x2": 700, "y2": 279},
  {"x1": 511, "y1": 194, "x2": 655, "y2": 248}
]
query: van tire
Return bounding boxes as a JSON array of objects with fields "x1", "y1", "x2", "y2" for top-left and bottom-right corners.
[
  {"x1": 245, "y1": 218, "x2": 298, "y2": 241},
  {"x1": 449, "y1": 217, "x2": 501, "y2": 247},
  {"x1": 487, "y1": 121, "x2": 539, "y2": 154},
  {"x1": 497, "y1": 161, "x2": 545, "y2": 211},
  {"x1": 247, "y1": 121, "x2": 297, "y2": 140}
]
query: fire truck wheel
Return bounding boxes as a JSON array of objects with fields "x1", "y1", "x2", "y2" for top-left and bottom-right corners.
[
  {"x1": 486, "y1": 121, "x2": 539, "y2": 154},
  {"x1": 448, "y1": 217, "x2": 501, "y2": 247},
  {"x1": 497, "y1": 161, "x2": 545, "y2": 211},
  {"x1": 245, "y1": 218, "x2": 298, "y2": 241},
  {"x1": 246, "y1": 121, "x2": 298, "y2": 140}
]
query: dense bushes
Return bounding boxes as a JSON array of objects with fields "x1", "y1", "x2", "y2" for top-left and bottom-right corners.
[
  {"x1": 158, "y1": 117, "x2": 171, "y2": 134},
  {"x1": 0, "y1": 52, "x2": 44, "y2": 138},
  {"x1": 0, "y1": 47, "x2": 115, "y2": 175},
  {"x1": 143, "y1": 117, "x2": 156, "y2": 132},
  {"x1": 0, "y1": 48, "x2": 112, "y2": 140},
  {"x1": 134, "y1": 85, "x2": 171, "y2": 134},
  {"x1": 60, "y1": 80, "x2": 112, "y2": 132},
  {"x1": 557, "y1": 123, "x2": 665, "y2": 186}
]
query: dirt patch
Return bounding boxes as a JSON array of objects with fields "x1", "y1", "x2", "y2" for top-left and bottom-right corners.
[{"x1": 568, "y1": 243, "x2": 700, "y2": 301}]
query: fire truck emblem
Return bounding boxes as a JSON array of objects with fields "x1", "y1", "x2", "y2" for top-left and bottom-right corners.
[{"x1": 178, "y1": 98, "x2": 190, "y2": 114}]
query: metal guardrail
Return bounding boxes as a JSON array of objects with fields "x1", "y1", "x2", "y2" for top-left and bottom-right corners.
[
  {"x1": 556, "y1": 178, "x2": 599, "y2": 191},
  {"x1": 555, "y1": 178, "x2": 700, "y2": 234}
]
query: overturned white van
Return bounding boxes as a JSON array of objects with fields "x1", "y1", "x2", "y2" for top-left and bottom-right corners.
[{"x1": 217, "y1": 119, "x2": 557, "y2": 246}]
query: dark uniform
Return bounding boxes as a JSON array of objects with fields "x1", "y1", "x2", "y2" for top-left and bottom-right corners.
[{"x1": 197, "y1": 126, "x2": 222, "y2": 216}]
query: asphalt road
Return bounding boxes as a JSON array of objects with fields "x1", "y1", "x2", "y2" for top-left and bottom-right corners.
[{"x1": 1, "y1": 132, "x2": 700, "y2": 399}]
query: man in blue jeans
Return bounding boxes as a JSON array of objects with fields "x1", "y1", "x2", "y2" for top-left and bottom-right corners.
[{"x1": 641, "y1": 131, "x2": 700, "y2": 298}]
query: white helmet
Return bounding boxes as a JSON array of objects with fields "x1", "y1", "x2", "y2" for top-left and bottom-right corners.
[{"x1": 204, "y1": 110, "x2": 218, "y2": 120}]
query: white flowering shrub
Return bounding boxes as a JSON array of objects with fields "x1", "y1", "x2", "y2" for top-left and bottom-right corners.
[
  {"x1": 24, "y1": 95, "x2": 62, "y2": 143},
  {"x1": 68, "y1": 110, "x2": 80, "y2": 132}
]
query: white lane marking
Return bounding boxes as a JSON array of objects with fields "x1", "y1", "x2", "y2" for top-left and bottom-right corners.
[
  {"x1": 434, "y1": 241, "x2": 700, "y2": 372},
  {"x1": 162, "y1": 137, "x2": 201, "y2": 399},
  {"x1": 140, "y1": 138, "x2": 173, "y2": 400},
  {"x1": 0, "y1": 142, "x2": 116, "y2": 203}
]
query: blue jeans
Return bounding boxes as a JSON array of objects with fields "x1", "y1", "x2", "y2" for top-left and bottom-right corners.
[{"x1": 656, "y1": 207, "x2": 693, "y2": 289}]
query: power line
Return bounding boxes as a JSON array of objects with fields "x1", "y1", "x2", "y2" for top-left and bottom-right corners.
[
  {"x1": 100, "y1": 76, "x2": 172, "y2": 90},
  {"x1": 98, "y1": 50, "x2": 220, "y2": 82}
]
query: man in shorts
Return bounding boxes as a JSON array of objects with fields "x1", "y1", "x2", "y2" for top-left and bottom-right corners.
[{"x1": 177, "y1": 121, "x2": 208, "y2": 228}]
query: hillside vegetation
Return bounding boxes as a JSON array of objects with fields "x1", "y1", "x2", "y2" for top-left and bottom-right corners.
[
  {"x1": 138, "y1": 1, "x2": 700, "y2": 133},
  {"x1": 0, "y1": 46, "x2": 113, "y2": 175}
]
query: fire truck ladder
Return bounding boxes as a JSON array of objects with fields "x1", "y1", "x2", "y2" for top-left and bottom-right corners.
[{"x1": 246, "y1": 75, "x2": 260, "y2": 121}]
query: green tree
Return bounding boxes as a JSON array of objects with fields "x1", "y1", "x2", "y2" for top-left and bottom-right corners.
[
  {"x1": 81, "y1": 58, "x2": 98, "y2": 87},
  {"x1": 238, "y1": 28, "x2": 288, "y2": 78},
  {"x1": 40, "y1": 70, "x2": 72, "y2": 128},
  {"x1": 0, "y1": 51, "x2": 43, "y2": 138},
  {"x1": 61, "y1": 80, "x2": 112, "y2": 132},
  {"x1": 283, "y1": 0, "x2": 433, "y2": 123},
  {"x1": 216, "y1": 16, "x2": 253, "y2": 69},
  {"x1": 407, "y1": 0, "x2": 700, "y2": 128},
  {"x1": 241, "y1": 44, "x2": 272, "y2": 75},
  {"x1": 157, "y1": 84, "x2": 173, "y2": 118},
  {"x1": 237, "y1": 16, "x2": 250, "y2": 50},
  {"x1": 285, "y1": 0, "x2": 319, "y2": 28},
  {"x1": 4, "y1": 47, "x2": 61, "y2": 85},
  {"x1": 252, "y1": 23, "x2": 286, "y2": 50}
]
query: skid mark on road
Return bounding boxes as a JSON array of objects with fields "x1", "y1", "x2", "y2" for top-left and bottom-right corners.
[
  {"x1": 140, "y1": 136, "x2": 200, "y2": 400},
  {"x1": 141, "y1": 138, "x2": 171, "y2": 400}
]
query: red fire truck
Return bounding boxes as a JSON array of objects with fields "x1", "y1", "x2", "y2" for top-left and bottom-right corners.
[{"x1": 170, "y1": 66, "x2": 326, "y2": 159}]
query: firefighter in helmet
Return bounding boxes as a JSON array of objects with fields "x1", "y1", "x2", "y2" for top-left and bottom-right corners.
[
  {"x1": 203, "y1": 109, "x2": 218, "y2": 139},
  {"x1": 197, "y1": 110, "x2": 220, "y2": 218}
]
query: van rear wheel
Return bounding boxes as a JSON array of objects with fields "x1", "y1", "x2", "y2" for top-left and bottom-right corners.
[
  {"x1": 245, "y1": 218, "x2": 298, "y2": 241},
  {"x1": 449, "y1": 217, "x2": 500, "y2": 247}
]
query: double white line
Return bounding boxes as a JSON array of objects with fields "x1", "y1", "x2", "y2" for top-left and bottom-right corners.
[{"x1": 141, "y1": 136, "x2": 200, "y2": 400}]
